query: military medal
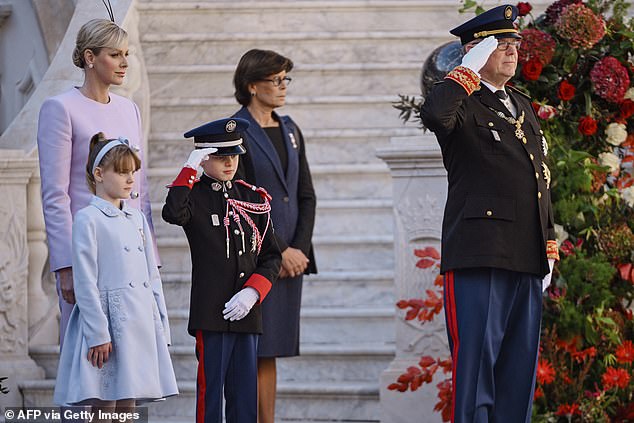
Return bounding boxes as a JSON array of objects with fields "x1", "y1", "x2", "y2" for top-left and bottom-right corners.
[
  {"x1": 490, "y1": 109, "x2": 526, "y2": 141},
  {"x1": 250, "y1": 233, "x2": 257, "y2": 253},
  {"x1": 542, "y1": 162, "x2": 551, "y2": 190},
  {"x1": 289, "y1": 132, "x2": 298, "y2": 149}
]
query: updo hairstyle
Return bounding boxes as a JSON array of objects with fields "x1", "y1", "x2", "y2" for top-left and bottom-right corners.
[{"x1": 72, "y1": 19, "x2": 128, "y2": 69}]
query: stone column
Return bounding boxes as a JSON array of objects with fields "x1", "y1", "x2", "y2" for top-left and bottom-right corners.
[
  {"x1": 0, "y1": 150, "x2": 45, "y2": 411},
  {"x1": 376, "y1": 134, "x2": 449, "y2": 423}
]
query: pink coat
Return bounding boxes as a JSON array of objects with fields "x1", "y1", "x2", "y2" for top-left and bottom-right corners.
[{"x1": 37, "y1": 87, "x2": 157, "y2": 272}]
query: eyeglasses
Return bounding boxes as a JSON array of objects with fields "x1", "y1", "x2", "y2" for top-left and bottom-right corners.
[
  {"x1": 260, "y1": 76, "x2": 292, "y2": 87},
  {"x1": 496, "y1": 40, "x2": 521, "y2": 51}
]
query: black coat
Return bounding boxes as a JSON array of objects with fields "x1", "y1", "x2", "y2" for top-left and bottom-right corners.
[
  {"x1": 421, "y1": 80, "x2": 556, "y2": 277},
  {"x1": 162, "y1": 173, "x2": 281, "y2": 335}
]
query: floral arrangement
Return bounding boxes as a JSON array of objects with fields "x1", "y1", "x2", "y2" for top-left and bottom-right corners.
[{"x1": 391, "y1": 0, "x2": 634, "y2": 421}]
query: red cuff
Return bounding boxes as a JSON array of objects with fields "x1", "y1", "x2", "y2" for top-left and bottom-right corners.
[
  {"x1": 244, "y1": 273, "x2": 272, "y2": 303},
  {"x1": 445, "y1": 66, "x2": 481, "y2": 95},
  {"x1": 168, "y1": 167, "x2": 197, "y2": 189},
  {"x1": 547, "y1": 240, "x2": 560, "y2": 261}
]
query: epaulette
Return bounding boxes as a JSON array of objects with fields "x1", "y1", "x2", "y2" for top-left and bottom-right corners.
[{"x1": 507, "y1": 85, "x2": 531, "y2": 99}]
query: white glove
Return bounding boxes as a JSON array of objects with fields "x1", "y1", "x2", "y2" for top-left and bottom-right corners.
[
  {"x1": 184, "y1": 147, "x2": 217, "y2": 170},
  {"x1": 542, "y1": 259, "x2": 555, "y2": 292},
  {"x1": 460, "y1": 36, "x2": 498, "y2": 75},
  {"x1": 222, "y1": 287, "x2": 259, "y2": 321}
]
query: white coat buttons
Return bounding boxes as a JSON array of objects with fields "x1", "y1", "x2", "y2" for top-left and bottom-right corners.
[
  {"x1": 143, "y1": 281, "x2": 150, "y2": 288},
  {"x1": 234, "y1": 229, "x2": 240, "y2": 235},
  {"x1": 239, "y1": 272, "x2": 245, "y2": 278},
  {"x1": 238, "y1": 251, "x2": 243, "y2": 256},
  {"x1": 124, "y1": 246, "x2": 130, "y2": 252},
  {"x1": 129, "y1": 282, "x2": 135, "y2": 288}
]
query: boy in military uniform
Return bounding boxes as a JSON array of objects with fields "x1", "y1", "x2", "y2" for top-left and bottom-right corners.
[
  {"x1": 162, "y1": 117, "x2": 281, "y2": 423},
  {"x1": 420, "y1": 5, "x2": 559, "y2": 423}
]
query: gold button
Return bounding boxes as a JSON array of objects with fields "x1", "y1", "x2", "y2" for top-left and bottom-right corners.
[
  {"x1": 535, "y1": 172, "x2": 539, "y2": 179},
  {"x1": 530, "y1": 154, "x2": 534, "y2": 160},
  {"x1": 486, "y1": 210, "x2": 493, "y2": 216},
  {"x1": 538, "y1": 192, "x2": 542, "y2": 199},
  {"x1": 522, "y1": 138, "x2": 527, "y2": 144},
  {"x1": 539, "y1": 129, "x2": 544, "y2": 134},
  {"x1": 488, "y1": 122, "x2": 494, "y2": 127}
]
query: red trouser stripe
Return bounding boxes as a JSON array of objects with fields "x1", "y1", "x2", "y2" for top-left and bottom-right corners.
[
  {"x1": 195, "y1": 330, "x2": 206, "y2": 423},
  {"x1": 445, "y1": 271, "x2": 459, "y2": 423}
]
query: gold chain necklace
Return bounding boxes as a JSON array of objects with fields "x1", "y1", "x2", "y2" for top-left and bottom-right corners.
[{"x1": 489, "y1": 109, "x2": 526, "y2": 140}]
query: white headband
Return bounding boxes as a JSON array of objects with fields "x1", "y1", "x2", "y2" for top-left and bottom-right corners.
[{"x1": 91, "y1": 137, "x2": 137, "y2": 174}]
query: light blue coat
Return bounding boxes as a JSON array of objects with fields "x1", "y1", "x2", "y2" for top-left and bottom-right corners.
[{"x1": 54, "y1": 196, "x2": 177, "y2": 405}]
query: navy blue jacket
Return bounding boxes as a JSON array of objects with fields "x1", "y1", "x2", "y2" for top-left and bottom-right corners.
[{"x1": 233, "y1": 107, "x2": 317, "y2": 274}]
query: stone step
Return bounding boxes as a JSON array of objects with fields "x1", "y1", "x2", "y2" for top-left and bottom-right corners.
[
  {"x1": 147, "y1": 95, "x2": 413, "y2": 134},
  {"x1": 147, "y1": 63, "x2": 422, "y2": 99},
  {"x1": 31, "y1": 341, "x2": 393, "y2": 385},
  {"x1": 152, "y1": 197, "x2": 393, "y2": 239},
  {"x1": 147, "y1": 127, "x2": 420, "y2": 168},
  {"x1": 155, "y1": 233, "x2": 394, "y2": 275},
  {"x1": 166, "y1": 305, "x2": 394, "y2": 346},
  {"x1": 138, "y1": 1, "x2": 461, "y2": 35},
  {"x1": 149, "y1": 343, "x2": 394, "y2": 383},
  {"x1": 141, "y1": 31, "x2": 447, "y2": 66},
  {"x1": 160, "y1": 269, "x2": 395, "y2": 311},
  {"x1": 19, "y1": 379, "x2": 379, "y2": 421},
  {"x1": 147, "y1": 163, "x2": 392, "y2": 204}
]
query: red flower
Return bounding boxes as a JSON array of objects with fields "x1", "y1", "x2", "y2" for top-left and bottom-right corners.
[
  {"x1": 517, "y1": 2, "x2": 532, "y2": 17},
  {"x1": 555, "y1": 403, "x2": 581, "y2": 417},
  {"x1": 578, "y1": 116, "x2": 598, "y2": 136},
  {"x1": 620, "y1": 99, "x2": 634, "y2": 120},
  {"x1": 616, "y1": 340, "x2": 634, "y2": 364},
  {"x1": 522, "y1": 59, "x2": 543, "y2": 81},
  {"x1": 536, "y1": 359, "x2": 556, "y2": 385},
  {"x1": 591, "y1": 56, "x2": 630, "y2": 103},
  {"x1": 602, "y1": 367, "x2": 631, "y2": 390},
  {"x1": 557, "y1": 80, "x2": 576, "y2": 101},
  {"x1": 534, "y1": 386, "x2": 544, "y2": 400},
  {"x1": 518, "y1": 28, "x2": 556, "y2": 66}
]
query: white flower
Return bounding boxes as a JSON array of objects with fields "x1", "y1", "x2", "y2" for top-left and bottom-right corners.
[
  {"x1": 625, "y1": 87, "x2": 634, "y2": 101},
  {"x1": 622, "y1": 186, "x2": 634, "y2": 208},
  {"x1": 605, "y1": 122, "x2": 628, "y2": 146},
  {"x1": 554, "y1": 224, "x2": 568, "y2": 247},
  {"x1": 598, "y1": 151, "x2": 620, "y2": 173}
]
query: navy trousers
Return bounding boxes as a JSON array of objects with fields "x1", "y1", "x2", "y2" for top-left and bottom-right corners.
[
  {"x1": 195, "y1": 331, "x2": 258, "y2": 423},
  {"x1": 443, "y1": 268, "x2": 542, "y2": 423}
]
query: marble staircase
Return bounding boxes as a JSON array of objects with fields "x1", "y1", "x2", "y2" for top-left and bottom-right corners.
[{"x1": 22, "y1": 1, "x2": 461, "y2": 421}]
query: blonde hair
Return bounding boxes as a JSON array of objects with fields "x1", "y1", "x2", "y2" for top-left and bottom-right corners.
[
  {"x1": 72, "y1": 19, "x2": 128, "y2": 69},
  {"x1": 86, "y1": 132, "x2": 141, "y2": 194}
]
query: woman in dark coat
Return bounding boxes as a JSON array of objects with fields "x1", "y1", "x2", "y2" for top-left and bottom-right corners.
[{"x1": 232, "y1": 49, "x2": 317, "y2": 423}]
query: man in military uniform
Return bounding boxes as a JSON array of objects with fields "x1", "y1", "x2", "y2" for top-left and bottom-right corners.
[
  {"x1": 162, "y1": 118, "x2": 281, "y2": 423},
  {"x1": 420, "y1": 5, "x2": 559, "y2": 422}
]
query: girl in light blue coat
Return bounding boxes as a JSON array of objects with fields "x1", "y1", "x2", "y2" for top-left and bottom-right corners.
[{"x1": 54, "y1": 133, "x2": 178, "y2": 413}]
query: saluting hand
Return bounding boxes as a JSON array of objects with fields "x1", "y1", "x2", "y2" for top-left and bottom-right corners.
[
  {"x1": 461, "y1": 36, "x2": 499, "y2": 74},
  {"x1": 87, "y1": 342, "x2": 112, "y2": 369},
  {"x1": 184, "y1": 147, "x2": 218, "y2": 170}
]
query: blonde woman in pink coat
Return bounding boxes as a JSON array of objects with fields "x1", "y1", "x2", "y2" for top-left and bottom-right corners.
[{"x1": 37, "y1": 19, "x2": 156, "y2": 346}]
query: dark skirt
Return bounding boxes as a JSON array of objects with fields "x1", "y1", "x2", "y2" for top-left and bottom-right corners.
[{"x1": 257, "y1": 274, "x2": 303, "y2": 357}]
